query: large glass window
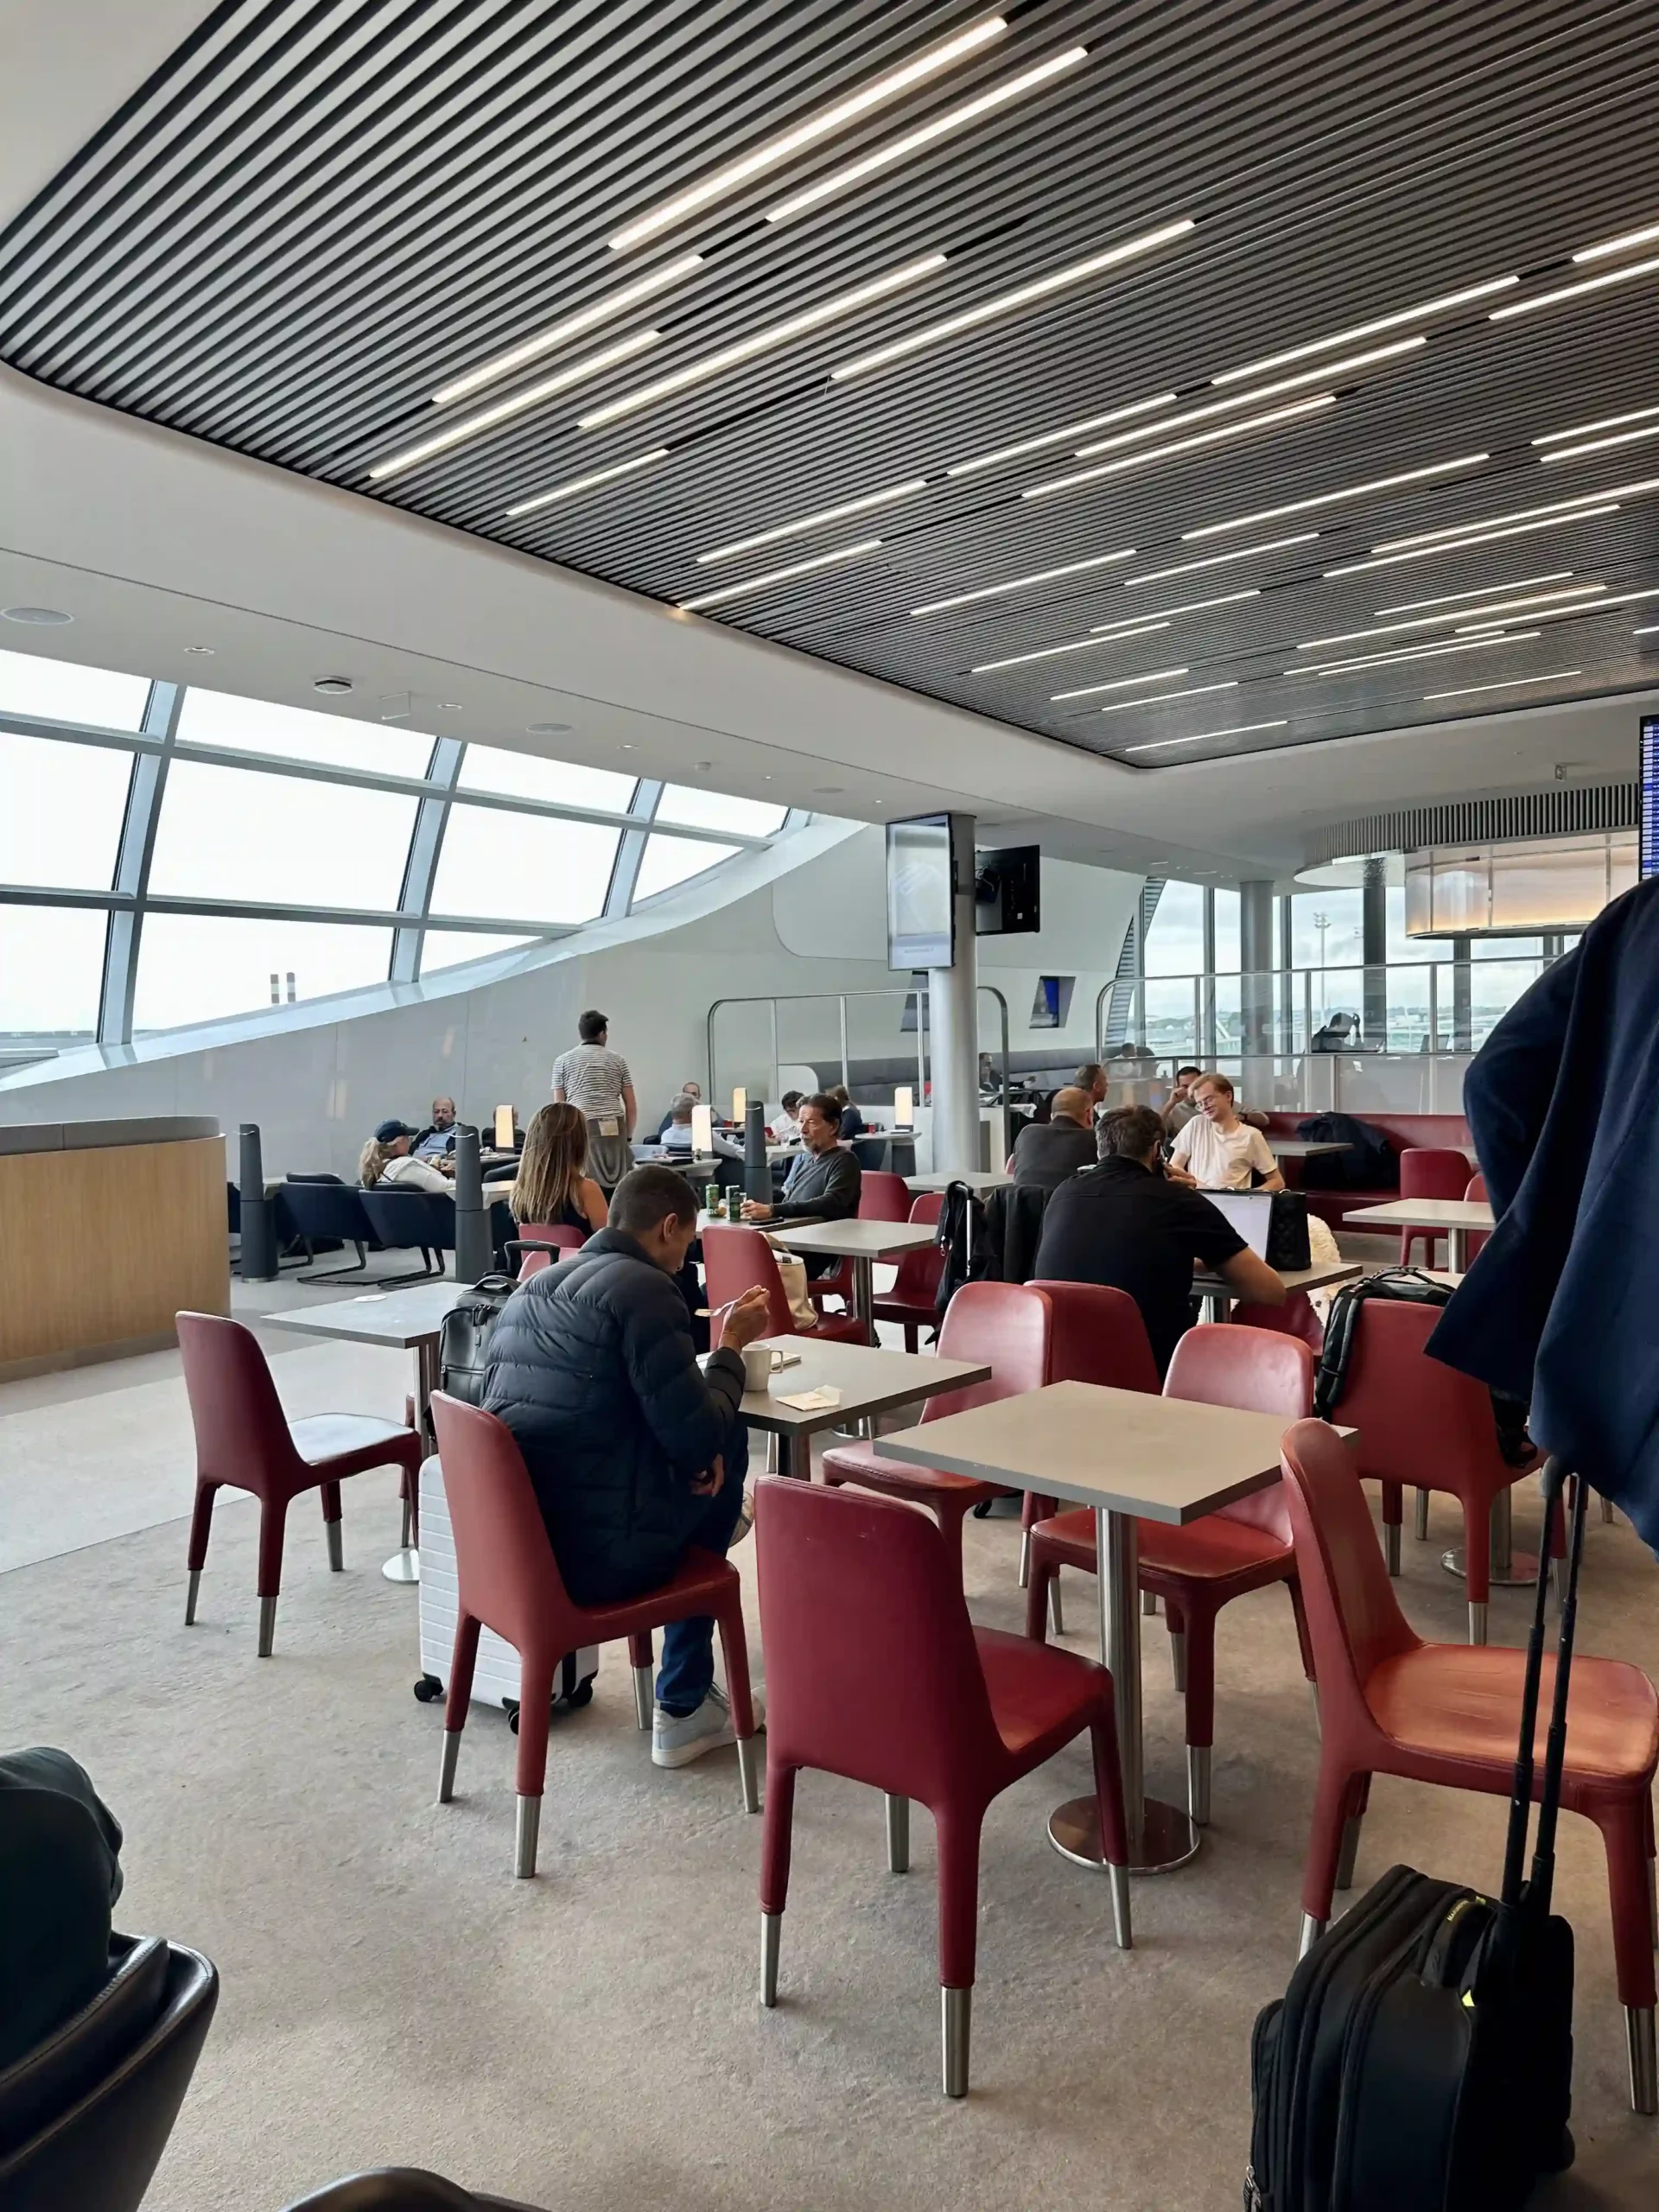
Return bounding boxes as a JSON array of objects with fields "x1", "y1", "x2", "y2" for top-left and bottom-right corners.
[
  {"x1": 175, "y1": 688, "x2": 435, "y2": 778},
  {"x1": 632, "y1": 834, "x2": 740, "y2": 903},
  {"x1": 457, "y1": 745, "x2": 636, "y2": 814},
  {"x1": 1143, "y1": 879, "x2": 1205, "y2": 976},
  {"x1": 1287, "y1": 888, "x2": 1363, "y2": 969},
  {"x1": 430, "y1": 805, "x2": 619, "y2": 924},
  {"x1": 656, "y1": 785, "x2": 786, "y2": 837},
  {"x1": 0, "y1": 733, "x2": 133, "y2": 890},
  {"x1": 0, "y1": 904, "x2": 107, "y2": 1034},
  {"x1": 0, "y1": 647, "x2": 151, "y2": 732},
  {"x1": 148, "y1": 760, "x2": 418, "y2": 909},
  {"x1": 1212, "y1": 887, "x2": 1240, "y2": 974},
  {"x1": 133, "y1": 915, "x2": 393, "y2": 1031},
  {"x1": 418, "y1": 930, "x2": 537, "y2": 973}
]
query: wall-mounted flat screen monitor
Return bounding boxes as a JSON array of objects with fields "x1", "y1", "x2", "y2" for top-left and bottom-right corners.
[
  {"x1": 887, "y1": 814, "x2": 956, "y2": 969},
  {"x1": 1028, "y1": 976, "x2": 1074, "y2": 1030},
  {"x1": 1643, "y1": 715, "x2": 1659, "y2": 879},
  {"x1": 976, "y1": 845, "x2": 1041, "y2": 934}
]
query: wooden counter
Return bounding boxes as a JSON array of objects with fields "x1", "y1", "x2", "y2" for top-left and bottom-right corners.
[{"x1": 0, "y1": 1119, "x2": 228, "y2": 1375}]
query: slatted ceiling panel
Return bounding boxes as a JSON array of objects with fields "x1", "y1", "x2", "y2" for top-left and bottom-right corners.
[{"x1": 3, "y1": 7, "x2": 1658, "y2": 774}]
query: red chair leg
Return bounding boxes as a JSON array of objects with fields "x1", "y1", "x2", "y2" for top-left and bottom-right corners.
[
  {"x1": 936, "y1": 1804, "x2": 985, "y2": 2094},
  {"x1": 1178, "y1": 1597, "x2": 1219, "y2": 1825},
  {"x1": 1089, "y1": 1710, "x2": 1131, "y2": 1874},
  {"x1": 1301, "y1": 1758, "x2": 1361, "y2": 1934},
  {"x1": 715, "y1": 1593, "x2": 760, "y2": 1814},
  {"x1": 1463, "y1": 1493, "x2": 1493, "y2": 1644},
  {"x1": 932, "y1": 1501, "x2": 972, "y2": 1582},
  {"x1": 437, "y1": 1614, "x2": 480, "y2": 1808},
  {"x1": 511, "y1": 1657, "x2": 556, "y2": 1878},
  {"x1": 903, "y1": 1322, "x2": 918, "y2": 1354},
  {"x1": 184, "y1": 1482, "x2": 216, "y2": 1624},
  {"x1": 760, "y1": 1762, "x2": 797, "y2": 2007},
  {"x1": 1024, "y1": 1554, "x2": 1056, "y2": 1643},
  {"x1": 254, "y1": 1495, "x2": 289, "y2": 1656},
  {"x1": 1593, "y1": 1799, "x2": 1659, "y2": 2013},
  {"x1": 1380, "y1": 1482, "x2": 1403, "y2": 1575}
]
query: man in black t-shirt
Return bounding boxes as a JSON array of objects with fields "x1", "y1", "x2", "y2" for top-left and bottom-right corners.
[{"x1": 1033, "y1": 1105, "x2": 1287, "y2": 1374}]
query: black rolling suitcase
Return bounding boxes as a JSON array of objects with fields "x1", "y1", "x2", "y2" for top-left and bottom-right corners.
[{"x1": 1246, "y1": 1456, "x2": 1585, "y2": 2211}]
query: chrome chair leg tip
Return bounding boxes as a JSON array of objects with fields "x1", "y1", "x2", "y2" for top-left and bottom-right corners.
[
  {"x1": 437, "y1": 1728, "x2": 461, "y2": 1804},
  {"x1": 1299, "y1": 1913, "x2": 1327, "y2": 1961},
  {"x1": 256, "y1": 1594, "x2": 277, "y2": 1657},
  {"x1": 1468, "y1": 1601, "x2": 1488, "y2": 1646},
  {"x1": 1109, "y1": 1862, "x2": 1133, "y2": 1950},
  {"x1": 1626, "y1": 2007, "x2": 1657, "y2": 2113},
  {"x1": 631, "y1": 1663, "x2": 653, "y2": 1732},
  {"x1": 514, "y1": 1794, "x2": 541, "y2": 1879},
  {"x1": 184, "y1": 1570, "x2": 201, "y2": 1627},
  {"x1": 736, "y1": 1735, "x2": 760, "y2": 1815},
  {"x1": 1046, "y1": 1576, "x2": 1064, "y2": 1637},
  {"x1": 760, "y1": 1912, "x2": 781, "y2": 2007},
  {"x1": 1186, "y1": 1745, "x2": 1211, "y2": 1827},
  {"x1": 941, "y1": 1986, "x2": 971, "y2": 2098}
]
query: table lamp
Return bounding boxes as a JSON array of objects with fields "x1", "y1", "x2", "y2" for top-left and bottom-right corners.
[
  {"x1": 493, "y1": 1104, "x2": 515, "y2": 1150},
  {"x1": 893, "y1": 1084, "x2": 913, "y2": 1129},
  {"x1": 691, "y1": 1102, "x2": 715, "y2": 1155},
  {"x1": 732, "y1": 1085, "x2": 747, "y2": 1122}
]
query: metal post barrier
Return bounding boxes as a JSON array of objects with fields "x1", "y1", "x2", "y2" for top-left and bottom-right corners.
[
  {"x1": 453, "y1": 1124, "x2": 491, "y2": 1284},
  {"x1": 238, "y1": 1123, "x2": 277, "y2": 1281},
  {"x1": 743, "y1": 1099, "x2": 770, "y2": 1205}
]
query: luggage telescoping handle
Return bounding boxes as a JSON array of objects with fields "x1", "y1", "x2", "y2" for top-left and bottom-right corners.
[{"x1": 1499, "y1": 1456, "x2": 1589, "y2": 1914}]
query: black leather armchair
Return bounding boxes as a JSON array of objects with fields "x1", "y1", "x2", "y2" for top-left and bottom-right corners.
[
  {"x1": 356, "y1": 1191, "x2": 455, "y2": 1282},
  {"x1": 0, "y1": 1935, "x2": 218, "y2": 2212}
]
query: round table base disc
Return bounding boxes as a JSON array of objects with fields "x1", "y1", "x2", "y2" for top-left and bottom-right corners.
[
  {"x1": 381, "y1": 1548, "x2": 422, "y2": 1584},
  {"x1": 1048, "y1": 1794, "x2": 1201, "y2": 1875},
  {"x1": 1440, "y1": 1547, "x2": 1541, "y2": 1590}
]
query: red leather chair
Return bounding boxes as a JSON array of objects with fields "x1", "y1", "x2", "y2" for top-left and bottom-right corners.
[
  {"x1": 429, "y1": 1393, "x2": 759, "y2": 1878},
  {"x1": 857, "y1": 1170, "x2": 913, "y2": 1222},
  {"x1": 1233, "y1": 1292, "x2": 1325, "y2": 1351},
  {"x1": 1336, "y1": 1298, "x2": 1545, "y2": 1643},
  {"x1": 701, "y1": 1224, "x2": 865, "y2": 1343},
  {"x1": 869, "y1": 1192, "x2": 944, "y2": 1351},
  {"x1": 754, "y1": 1477, "x2": 1130, "y2": 2096},
  {"x1": 1027, "y1": 1325, "x2": 1315, "y2": 1824},
  {"x1": 821, "y1": 1281, "x2": 1050, "y2": 1573},
  {"x1": 1397, "y1": 1147, "x2": 1473, "y2": 1266},
  {"x1": 1462, "y1": 1170, "x2": 1491, "y2": 1264},
  {"x1": 505, "y1": 1221, "x2": 586, "y2": 1279},
  {"x1": 1279, "y1": 1418, "x2": 1659, "y2": 2113},
  {"x1": 178, "y1": 1313, "x2": 423, "y2": 1656}
]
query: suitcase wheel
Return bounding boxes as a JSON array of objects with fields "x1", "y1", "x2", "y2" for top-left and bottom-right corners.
[
  {"x1": 413, "y1": 1673, "x2": 443, "y2": 1704},
  {"x1": 568, "y1": 1677, "x2": 594, "y2": 1711}
]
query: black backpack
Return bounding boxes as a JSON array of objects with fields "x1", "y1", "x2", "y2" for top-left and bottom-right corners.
[
  {"x1": 1315, "y1": 1269, "x2": 1533, "y2": 1465},
  {"x1": 933, "y1": 1182, "x2": 987, "y2": 1313},
  {"x1": 1296, "y1": 1114, "x2": 1398, "y2": 1192},
  {"x1": 436, "y1": 1273, "x2": 519, "y2": 1407}
]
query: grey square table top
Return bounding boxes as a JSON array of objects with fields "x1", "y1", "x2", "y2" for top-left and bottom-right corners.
[
  {"x1": 735, "y1": 1337, "x2": 989, "y2": 1433},
  {"x1": 904, "y1": 1170, "x2": 1013, "y2": 1193},
  {"x1": 1343, "y1": 1198, "x2": 1493, "y2": 1231},
  {"x1": 257, "y1": 1281, "x2": 470, "y2": 1349},
  {"x1": 875, "y1": 1379, "x2": 1319, "y2": 1524},
  {"x1": 767, "y1": 1220, "x2": 939, "y2": 1262}
]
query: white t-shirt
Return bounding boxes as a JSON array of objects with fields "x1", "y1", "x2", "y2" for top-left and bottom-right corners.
[{"x1": 1171, "y1": 1115, "x2": 1278, "y2": 1191}]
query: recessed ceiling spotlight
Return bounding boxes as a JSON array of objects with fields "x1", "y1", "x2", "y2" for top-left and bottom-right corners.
[
  {"x1": 371, "y1": 329, "x2": 662, "y2": 480},
  {"x1": 1182, "y1": 454, "x2": 1489, "y2": 540},
  {"x1": 183, "y1": 644, "x2": 215, "y2": 655},
  {"x1": 694, "y1": 760, "x2": 714, "y2": 771},
  {"x1": 607, "y1": 15, "x2": 1008, "y2": 250},
  {"x1": 1211, "y1": 276, "x2": 1518, "y2": 385},
  {"x1": 1491, "y1": 252, "x2": 1659, "y2": 321},
  {"x1": 1025, "y1": 394, "x2": 1335, "y2": 498},
  {"x1": 526, "y1": 721, "x2": 572, "y2": 734},
  {"x1": 578, "y1": 256, "x2": 945, "y2": 428},
  {"x1": 831, "y1": 222, "x2": 1194, "y2": 383},
  {"x1": 2, "y1": 605, "x2": 73, "y2": 625},
  {"x1": 437, "y1": 702, "x2": 461, "y2": 711},
  {"x1": 313, "y1": 677, "x2": 354, "y2": 694},
  {"x1": 434, "y1": 254, "x2": 705, "y2": 406},
  {"x1": 811, "y1": 785, "x2": 846, "y2": 795}
]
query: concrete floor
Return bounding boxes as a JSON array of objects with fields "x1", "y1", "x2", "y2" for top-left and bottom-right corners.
[{"x1": 2, "y1": 1258, "x2": 1656, "y2": 2209}]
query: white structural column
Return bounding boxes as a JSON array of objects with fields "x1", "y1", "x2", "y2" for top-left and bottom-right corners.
[{"x1": 927, "y1": 812, "x2": 981, "y2": 1174}]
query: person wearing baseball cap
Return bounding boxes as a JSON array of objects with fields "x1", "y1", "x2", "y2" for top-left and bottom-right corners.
[{"x1": 359, "y1": 1117, "x2": 451, "y2": 1192}]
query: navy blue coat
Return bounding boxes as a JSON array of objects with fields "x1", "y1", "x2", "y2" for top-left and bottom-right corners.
[
  {"x1": 482, "y1": 1227, "x2": 745, "y2": 1603},
  {"x1": 1427, "y1": 877, "x2": 1659, "y2": 1548}
]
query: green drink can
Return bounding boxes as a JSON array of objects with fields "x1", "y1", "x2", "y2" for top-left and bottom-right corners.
[{"x1": 704, "y1": 1182, "x2": 722, "y2": 1216}]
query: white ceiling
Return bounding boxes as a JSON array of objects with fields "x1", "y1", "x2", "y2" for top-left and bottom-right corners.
[{"x1": 2, "y1": 1, "x2": 1654, "y2": 887}]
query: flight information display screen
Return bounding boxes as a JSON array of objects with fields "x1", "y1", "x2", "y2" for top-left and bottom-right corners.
[{"x1": 1643, "y1": 715, "x2": 1659, "y2": 879}]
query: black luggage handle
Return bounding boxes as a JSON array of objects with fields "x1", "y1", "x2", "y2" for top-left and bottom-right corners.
[{"x1": 1500, "y1": 1456, "x2": 1589, "y2": 1915}]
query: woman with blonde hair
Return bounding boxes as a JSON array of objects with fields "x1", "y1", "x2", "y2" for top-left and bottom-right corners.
[
  {"x1": 511, "y1": 1103, "x2": 607, "y2": 1236},
  {"x1": 359, "y1": 1117, "x2": 449, "y2": 1192}
]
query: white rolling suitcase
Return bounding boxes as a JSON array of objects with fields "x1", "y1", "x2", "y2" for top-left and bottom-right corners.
[{"x1": 413, "y1": 1456, "x2": 598, "y2": 1717}]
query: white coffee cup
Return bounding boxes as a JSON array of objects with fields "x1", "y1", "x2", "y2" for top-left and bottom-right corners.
[{"x1": 741, "y1": 1344, "x2": 774, "y2": 1393}]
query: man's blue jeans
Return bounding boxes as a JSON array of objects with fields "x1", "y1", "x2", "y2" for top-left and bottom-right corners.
[{"x1": 654, "y1": 1421, "x2": 750, "y2": 1716}]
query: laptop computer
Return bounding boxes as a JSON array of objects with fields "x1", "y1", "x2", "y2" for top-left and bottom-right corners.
[{"x1": 1201, "y1": 1189, "x2": 1275, "y2": 1258}]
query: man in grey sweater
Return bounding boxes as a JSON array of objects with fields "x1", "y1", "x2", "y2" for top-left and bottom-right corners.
[{"x1": 741, "y1": 1091, "x2": 861, "y2": 1275}]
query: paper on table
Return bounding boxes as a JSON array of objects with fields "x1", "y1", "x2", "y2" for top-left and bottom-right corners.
[{"x1": 777, "y1": 1385, "x2": 840, "y2": 1411}]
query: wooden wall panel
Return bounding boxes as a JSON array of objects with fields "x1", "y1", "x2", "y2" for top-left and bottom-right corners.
[{"x1": 0, "y1": 1138, "x2": 229, "y2": 1366}]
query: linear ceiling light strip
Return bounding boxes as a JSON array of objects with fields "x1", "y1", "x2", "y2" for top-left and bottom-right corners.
[
  {"x1": 505, "y1": 447, "x2": 669, "y2": 517},
  {"x1": 677, "y1": 538, "x2": 880, "y2": 610},
  {"x1": 1125, "y1": 534, "x2": 1318, "y2": 587},
  {"x1": 1050, "y1": 664, "x2": 1192, "y2": 701},
  {"x1": 1211, "y1": 278, "x2": 1518, "y2": 385},
  {"x1": 1574, "y1": 219, "x2": 1659, "y2": 262},
  {"x1": 1491, "y1": 252, "x2": 1659, "y2": 321},
  {"x1": 947, "y1": 391, "x2": 1178, "y2": 477},
  {"x1": 1294, "y1": 632, "x2": 1539, "y2": 677},
  {"x1": 1452, "y1": 584, "x2": 1659, "y2": 630},
  {"x1": 1324, "y1": 508, "x2": 1621, "y2": 575},
  {"x1": 369, "y1": 330, "x2": 659, "y2": 480},
  {"x1": 1370, "y1": 483, "x2": 1655, "y2": 552},
  {"x1": 607, "y1": 15, "x2": 1008, "y2": 251},
  {"x1": 1296, "y1": 583, "x2": 1605, "y2": 650},
  {"x1": 1540, "y1": 421, "x2": 1659, "y2": 463},
  {"x1": 911, "y1": 547, "x2": 1135, "y2": 615},
  {"x1": 578, "y1": 254, "x2": 945, "y2": 427},
  {"x1": 830, "y1": 221, "x2": 1195, "y2": 381},
  {"x1": 765, "y1": 46, "x2": 1089, "y2": 223},
  {"x1": 1534, "y1": 402, "x2": 1659, "y2": 447},
  {"x1": 1425, "y1": 671, "x2": 1581, "y2": 700},
  {"x1": 1025, "y1": 394, "x2": 1334, "y2": 498},
  {"x1": 1182, "y1": 454, "x2": 1488, "y2": 540},
  {"x1": 698, "y1": 479, "x2": 927, "y2": 563},
  {"x1": 970, "y1": 621, "x2": 1171, "y2": 672},
  {"x1": 433, "y1": 253, "x2": 704, "y2": 405},
  {"x1": 1088, "y1": 680, "x2": 1240, "y2": 713},
  {"x1": 1125, "y1": 719, "x2": 1287, "y2": 753},
  {"x1": 1376, "y1": 570, "x2": 1572, "y2": 614}
]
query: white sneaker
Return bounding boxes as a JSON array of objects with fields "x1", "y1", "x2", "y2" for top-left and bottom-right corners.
[{"x1": 651, "y1": 1682, "x2": 764, "y2": 1768}]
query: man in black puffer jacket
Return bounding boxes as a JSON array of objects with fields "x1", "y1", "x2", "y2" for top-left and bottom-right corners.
[{"x1": 484, "y1": 1165, "x2": 772, "y2": 1767}]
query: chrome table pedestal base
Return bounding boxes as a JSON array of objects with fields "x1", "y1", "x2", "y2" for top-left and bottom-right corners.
[
  {"x1": 380, "y1": 1547, "x2": 421, "y2": 1584},
  {"x1": 383, "y1": 1338, "x2": 437, "y2": 1582},
  {"x1": 1441, "y1": 1483, "x2": 1540, "y2": 1591},
  {"x1": 1048, "y1": 1792, "x2": 1200, "y2": 1876}
]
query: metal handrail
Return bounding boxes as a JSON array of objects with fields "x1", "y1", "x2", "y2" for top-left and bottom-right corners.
[{"x1": 706, "y1": 983, "x2": 1010, "y2": 1111}]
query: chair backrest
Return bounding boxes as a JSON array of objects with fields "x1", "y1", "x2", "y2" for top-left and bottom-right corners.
[
  {"x1": 924, "y1": 1280, "x2": 1051, "y2": 1423},
  {"x1": 509, "y1": 1222, "x2": 587, "y2": 1279},
  {"x1": 175, "y1": 1313, "x2": 302, "y2": 1495},
  {"x1": 1231, "y1": 1292, "x2": 1325, "y2": 1352},
  {"x1": 882, "y1": 1192, "x2": 945, "y2": 1305},
  {"x1": 856, "y1": 1171, "x2": 912, "y2": 1223},
  {"x1": 358, "y1": 1189, "x2": 454, "y2": 1253},
  {"x1": 1028, "y1": 1280, "x2": 1160, "y2": 1394},
  {"x1": 277, "y1": 1180, "x2": 372, "y2": 1242},
  {"x1": 1337, "y1": 1298, "x2": 1512, "y2": 1491},
  {"x1": 754, "y1": 1477, "x2": 1001, "y2": 1802},
  {"x1": 428, "y1": 1394, "x2": 580, "y2": 1654},
  {"x1": 0, "y1": 1938, "x2": 219, "y2": 2212},
  {"x1": 1278, "y1": 1419, "x2": 1419, "y2": 1713},
  {"x1": 1399, "y1": 1147, "x2": 1472, "y2": 1201},
  {"x1": 1465, "y1": 1172, "x2": 1487, "y2": 1202},
  {"x1": 701, "y1": 1224, "x2": 798, "y2": 1337},
  {"x1": 1164, "y1": 1324, "x2": 1314, "y2": 1538}
]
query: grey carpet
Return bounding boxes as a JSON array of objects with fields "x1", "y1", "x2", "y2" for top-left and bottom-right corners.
[{"x1": 3, "y1": 1461, "x2": 1656, "y2": 2209}]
